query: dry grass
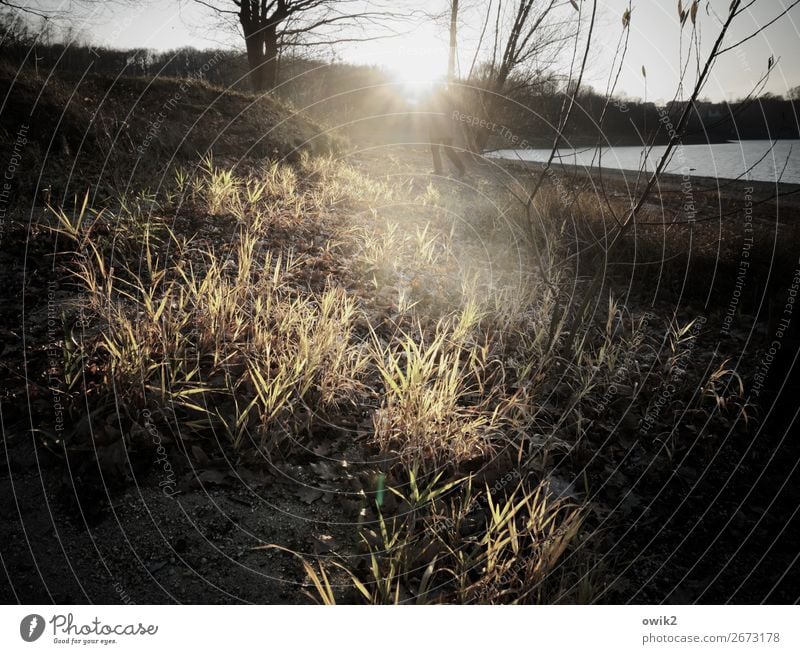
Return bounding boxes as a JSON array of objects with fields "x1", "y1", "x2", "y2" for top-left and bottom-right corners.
[
  {"x1": 289, "y1": 474, "x2": 586, "y2": 604},
  {"x1": 46, "y1": 149, "x2": 748, "y2": 604},
  {"x1": 370, "y1": 314, "x2": 521, "y2": 470}
]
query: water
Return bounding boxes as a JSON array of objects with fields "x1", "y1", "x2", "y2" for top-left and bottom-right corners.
[{"x1": 487, "y1": 139, "x2": 800, "y2": 184}]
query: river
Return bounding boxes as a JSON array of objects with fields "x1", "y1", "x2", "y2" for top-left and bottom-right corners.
[{"x1": 487, "y1": 139, "x2": 800, "y2": 184}]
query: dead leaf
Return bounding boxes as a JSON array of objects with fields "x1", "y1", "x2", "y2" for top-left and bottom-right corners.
[
  {"x1": 296, "y1": 486, "x2": 323, "y2": 504},
  {"x1": 310, "y1": 461, "x2": 339, "y2": 481},
  {"x1": 191, "y1": 469, "x2": 230, "y2": 487},
  {"x1": 313, "y1": 533, "x2": 337, "y2": 554}
]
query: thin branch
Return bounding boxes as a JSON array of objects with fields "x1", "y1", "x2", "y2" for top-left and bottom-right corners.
[
  {"x1": 564, "y1": 0, "x2": 745, "y2": 350},
  {"x1": 0, "y1": 0, "x2": 51, "y2": 19},
  {"x1": 716, "y1": 0, "x2": 800, "y2": 56},
  {"x1": 192, "y1": 0, "x2": 239, "y2": 15}
]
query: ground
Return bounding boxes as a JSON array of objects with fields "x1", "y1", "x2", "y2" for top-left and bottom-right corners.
[{"x1": 2, "y1": 129, "x2": 799, "y2": 603}]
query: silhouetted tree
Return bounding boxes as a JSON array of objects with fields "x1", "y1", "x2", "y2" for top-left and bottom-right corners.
[
  {"x1": 459, "y1": 0, "x2": 575, "y2": 150},
  {"x1": 194, "y1": 0, "x2": 405, "y2": 93}
]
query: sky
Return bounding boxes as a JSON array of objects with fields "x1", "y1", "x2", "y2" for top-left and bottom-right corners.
[{"x1": 22, "y1": 0, "x2": 800, "y2": 103}]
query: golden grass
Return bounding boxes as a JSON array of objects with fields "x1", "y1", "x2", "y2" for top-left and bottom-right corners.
[
  {"x1": 47, "y1": 150, "x2": 748, "y2": 604},
  {"x1": 370, "y1": 315, "x2": 520, "y2": 470},
  {"x1": 290, "y1": 474, "x2": 585, "y2": 604}
]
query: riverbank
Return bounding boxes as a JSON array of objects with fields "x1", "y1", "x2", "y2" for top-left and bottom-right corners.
[
  {"x1": 475, "y1": 149, "x2": 800, "y2": 327},
  {"x1": 485, "y1": 134, "x2": 746, "y2": 149},
  {"x1": 493, "y1": 155, "x2": 800, "y2": 219},
  {"x1": 487, "y1": 138, "x2": 800, "y2": 189}
]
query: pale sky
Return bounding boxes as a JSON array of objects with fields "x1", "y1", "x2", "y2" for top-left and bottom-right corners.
[{"x1": 24, "y1": 0, "x2": 800, "y2": 103}]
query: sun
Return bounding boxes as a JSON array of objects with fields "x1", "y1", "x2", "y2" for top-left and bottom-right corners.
[
  {"x1": 390, "y1": 69, "x2": 447, "y2": 105},
  {"x1": 375, "y1": 27, "x2": 449, "y2": 98},
  {"x1": 390, "y1": 55, "x2": 447, "y2": 87}
]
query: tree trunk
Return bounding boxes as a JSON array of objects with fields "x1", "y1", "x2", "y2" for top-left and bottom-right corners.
[
  {"x1": 239, "y1": 1, "x2": 284, "y2": 94},
  {"x1": 263, "y1": 25, "x2": 279, "y2": 92},
  {"x1": 244, "y1": 32, "x2": 267, "y2": 93},
  {"x1": 447, "y1": 0, "x2": 459, "y2": 84}
]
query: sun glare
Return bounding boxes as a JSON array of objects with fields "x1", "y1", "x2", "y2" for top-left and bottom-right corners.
[
  {"x1": 377, "y1": 27, "x2": 448, "y2": 99},
  {"x1": 390, "y1": 56, "x2": 447, "y2": 86},
  {"x1": 391, "y1": 73, "x2": 447, "y2": 104}
]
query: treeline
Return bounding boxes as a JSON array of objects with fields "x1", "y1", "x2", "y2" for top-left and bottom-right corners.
[
  {"x1": 0, "y1": 14, "x2": 404, "y2": 128},
  {"x1": 0, "y1": 24, "x2": 250, "y2": 89},
  {"x1": 480, "y1": 85, "x2": 800, "y2": 148}
]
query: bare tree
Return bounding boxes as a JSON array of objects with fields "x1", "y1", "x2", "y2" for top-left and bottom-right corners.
[
  {"x1": 459, "y1": 0, "x2": 574, "y2": 150},
  {"x1": 485, "y1": 0, "x2": 560, "y2": 91},
  {"x1": 193, "y1": 0, "x2": 406, "y2": 93}
]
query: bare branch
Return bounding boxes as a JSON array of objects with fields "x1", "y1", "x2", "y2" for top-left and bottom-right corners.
[{"x1": 716, "y1": 0, "x2": 800, "y2": 56}]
